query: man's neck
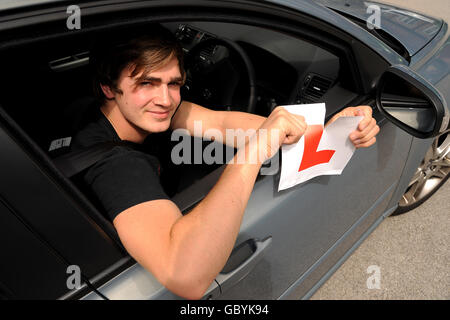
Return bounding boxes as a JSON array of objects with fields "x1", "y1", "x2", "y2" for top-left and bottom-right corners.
[{"x1": 100, "y1": 101, "x2": 149, "y2": 144}]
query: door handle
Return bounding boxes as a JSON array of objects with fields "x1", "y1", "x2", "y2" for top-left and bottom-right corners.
[
  {"x1": 48, "y1": 52, "x2": 89, "y2": 72},
  {"x1": 215, "y1": 237, "x2": 272, "y2": 293}
]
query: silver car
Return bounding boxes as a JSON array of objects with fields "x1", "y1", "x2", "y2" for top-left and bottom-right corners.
[{"x1": 0, "y1": 0, "x2": 448, "y2": 300}]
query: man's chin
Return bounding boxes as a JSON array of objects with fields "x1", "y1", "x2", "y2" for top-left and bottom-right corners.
[{"x1": 145, "y1": 120, "x2": 171, "y2": 133}]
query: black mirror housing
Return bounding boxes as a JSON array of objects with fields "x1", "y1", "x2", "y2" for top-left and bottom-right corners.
[{"x1": 376, "y1": 65, "x2": 449, "y2": 139}]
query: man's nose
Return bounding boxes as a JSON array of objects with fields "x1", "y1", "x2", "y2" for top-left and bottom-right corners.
[{"x1": 155, "y1": 85, "x2": 171, "y2": 107}]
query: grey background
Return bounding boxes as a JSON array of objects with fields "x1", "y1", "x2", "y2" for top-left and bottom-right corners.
[{"x1": 311, "y1": 0, "x2": 449, "y2": 300}]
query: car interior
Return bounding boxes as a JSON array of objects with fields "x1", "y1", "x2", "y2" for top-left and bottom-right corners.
[{"x1": 0, "y1": 19, "x2": 359, "y2": 221}]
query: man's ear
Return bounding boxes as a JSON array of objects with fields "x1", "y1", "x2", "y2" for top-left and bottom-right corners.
[{"x1": 100, "y1": 84, "x2": 115, "y2": 99}]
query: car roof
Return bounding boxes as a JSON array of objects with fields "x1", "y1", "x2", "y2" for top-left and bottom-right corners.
[
  {"x1": 0, "y1": 0, "x2": 407, "y2": 65},
  {"x1": 314, "y1": 0, "x2": 443, "y2": 56},
  {"x1": 0, "y1": 0, "x2": 65, "y2": 11}
]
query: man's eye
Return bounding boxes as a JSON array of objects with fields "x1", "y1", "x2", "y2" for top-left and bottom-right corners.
[
  {"x1": 169, "y1": 82, "x2": 182, "y2": 87},
  {"x1": 140, "y1": 81, "x2": 158, "y2": 87}
]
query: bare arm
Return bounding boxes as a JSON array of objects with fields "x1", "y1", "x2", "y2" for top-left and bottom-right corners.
[
  {"x1": 113, "y1": 107, "x2": 307, "y2": 300},
  {"x1": 170, "y1": 101, "x2": 266, "y2": 147},
  {"x1": 114, "y1": 104, "x2": 379, "y2": 300},
  {"x1": 113, "y1": 140, "x2": 264, "y2": 299},
  {"x1": 170, "y1": 102, "x2": 378, "y2": 149}
]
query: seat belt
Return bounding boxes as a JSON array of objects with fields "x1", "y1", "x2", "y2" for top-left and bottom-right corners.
[
  {"x1": 53, "y1": 141, "x2": 137, "y2": 178},
  {"x1": 52, "y1": 101, "x2": 183, "y2": 178}
]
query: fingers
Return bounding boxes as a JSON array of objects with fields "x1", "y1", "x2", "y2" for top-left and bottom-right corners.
[
  {"x1": 355, "y1": 125, "x2": 379, "y2": 144},
  {"x1": 356, "y1": 106, "x2": 373, "y2": 131},
  {"x1": 291, "y1": 114, "x2": 308, "y2": 134},
  {"x1": 326, "y1": 105, "x2": 372, "y2": 127},
  {"x1": 350, "y1": 118, "x2": 378, "y2": 141},
  {"x1": 355, "y1": 136, "x2": 376, "y2": 148},
  {"x1": 283, "y1": 114, "x2": 307, "y2": 145},
  {"x1": 272, "y1": 106, "x2": 307, "y2": 132},
  {"x1": 352, "y1": 123, "x2": 380, "y2": 147},
  {"x1": 265, "y1": 105, "x2": 380, "y2": 153},
  {"x1": 343, "y1": 107, "x2": 358, "y2": 117},
  {"x1": 348, "y1": 105, "x2": 379, "y2": 148},
  {"x1": 265, "y1": 106, "x2": 307, "y2": 146}
]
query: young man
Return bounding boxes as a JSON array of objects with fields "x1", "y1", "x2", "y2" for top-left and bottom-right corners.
[{"x1": 73, "y1": 26, "x2": 379, "y2": 299}]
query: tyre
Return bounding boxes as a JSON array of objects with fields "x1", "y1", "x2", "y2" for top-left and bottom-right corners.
[{"x1": 391, "y1": 132, "x2": 450, "y2": 216}]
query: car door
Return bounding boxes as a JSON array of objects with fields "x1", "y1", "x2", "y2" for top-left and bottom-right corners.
[
  {"x1": 73, "y1": 1, "x2": 427, "y2": 300},
  {"x1": 79, "y1": 0, "x2": 447, "y2": 300},
  {"x1": 208, "y1": 2, "x2": 430, "y2": 299},
  {"x1": 2, "y1": 0, "x2": 445, "y2": 300},
  {"x1": 0, "y1": 106, "x2": 131, "y2": 299},
  {"x1": 214, "y1": 1, "x2": 448, "y2": 299}
]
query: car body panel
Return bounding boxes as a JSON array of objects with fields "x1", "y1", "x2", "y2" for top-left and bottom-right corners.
[
  {"x1": 63, "y1": 0, "x2": 450, "y2": 300},
  {"x1": 82, "y1": 263, "x2": 208, "y2": 300},
  {"x1": 314, "y1": 0, "x2": 443, "y2": 57},
  {"x1": 0, "y1": 0, "x2": 407, "y2": 66},
  {"x1": 217, "y1": 120, "x2": 412, "y2": 299},
  {"x1": 82, "y1": 118, "x2": 414, "y2": 300},
  {"x1": 385, "y1": 25, "x2": 450, "y2": 210},
  {"x1": 0, "y1": 115, "x2": 127, "y2": 299},
  {"x1": 416, "y1": 35, "x2": 450, "y2": 100},
  {"x1": 284, "y1": 181, "x2": 398, "y2": 299},
  {"x1": 261, "y1": 0, "x2": 408, "y2": 65},
  {"x1": 0, "y1": 0, "x2": 440, "y2": 63},
  {"x1": 0, "y1": 0, "x2": 62, "y2": 11}
]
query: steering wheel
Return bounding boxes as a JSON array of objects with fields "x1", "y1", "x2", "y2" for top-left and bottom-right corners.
[{"x1": 183, "y1": 37, "x2": 257, "y2": 114}]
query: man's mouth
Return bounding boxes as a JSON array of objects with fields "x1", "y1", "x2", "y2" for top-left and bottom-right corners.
[{"x1": 146, "y1": 110, "x2": 171, "y2": 119}]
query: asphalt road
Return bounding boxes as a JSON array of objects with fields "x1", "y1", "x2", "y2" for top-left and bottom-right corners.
[{"x1": 311, "y1": 0, "x2": 449, "y2": 300}]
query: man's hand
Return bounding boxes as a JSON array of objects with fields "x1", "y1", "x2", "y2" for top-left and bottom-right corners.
[
  {"x1": 255, "y1": 106, "x2": 308, "y2": 162},
  {"x1": 326, "y1": 106, "x2": 380, "y2": 148}
]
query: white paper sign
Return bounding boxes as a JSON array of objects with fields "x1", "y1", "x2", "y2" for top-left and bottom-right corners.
[{"x1": 278, "y1": 103, "x2": 363, "y2": 191}]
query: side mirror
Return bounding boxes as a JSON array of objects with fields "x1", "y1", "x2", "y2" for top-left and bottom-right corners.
[{"x1": 376, "y1": 65, "x2": 449, "y2": 139}]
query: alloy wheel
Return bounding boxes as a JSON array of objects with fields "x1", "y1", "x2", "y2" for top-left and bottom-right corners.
[{"x1": 393, "y1": 132, "x2": 450, "y2": 215}]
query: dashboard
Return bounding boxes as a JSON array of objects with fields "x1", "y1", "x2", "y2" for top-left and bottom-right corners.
[{"x1": 164, "y1": 22, "x2": 341, "y2": 116}]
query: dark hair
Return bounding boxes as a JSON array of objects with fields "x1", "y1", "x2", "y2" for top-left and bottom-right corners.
[{"x1": 90, "y1": 24, "x2": 185, "y2": 104}]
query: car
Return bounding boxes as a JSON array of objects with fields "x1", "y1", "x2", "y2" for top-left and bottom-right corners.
[{"x1": 0, "y1": 0, "x2": 448, "y2": 300}]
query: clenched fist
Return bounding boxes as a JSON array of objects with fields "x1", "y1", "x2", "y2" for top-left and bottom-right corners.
[{"x1": 254, "y1": 106, "x2": 308, "y2": 162}]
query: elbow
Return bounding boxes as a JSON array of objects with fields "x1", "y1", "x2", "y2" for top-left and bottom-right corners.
[{"x1": 163, "y1": 274, "x2": 212, "y2": 300}]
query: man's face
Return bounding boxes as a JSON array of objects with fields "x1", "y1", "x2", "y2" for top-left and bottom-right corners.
[{"x1": 112, "y1": 56, "x2": 183, "y2": 134}]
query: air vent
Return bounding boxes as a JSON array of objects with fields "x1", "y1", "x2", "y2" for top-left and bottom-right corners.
[
  {"x1": 175, "y1": 25, "x2": 200, "y2": 45},
  {"x1": 302, "y1": 75, "x2": 332, "y2": 102},
  {"x1": 199, "y1": 34, "x2": 216, "y2": 57},
  {"x1": 200, "y1": 44, "x2": 216, "y2": 57}
]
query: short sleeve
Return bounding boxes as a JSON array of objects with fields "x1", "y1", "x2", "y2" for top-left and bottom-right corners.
[{"x1": 83, "y1": 148, "x2": 170, "y2": 221}]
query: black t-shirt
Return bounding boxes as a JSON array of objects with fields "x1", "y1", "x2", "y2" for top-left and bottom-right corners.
[{"x1": 72, "y1": 108, "x2": 170, "y2": 222}]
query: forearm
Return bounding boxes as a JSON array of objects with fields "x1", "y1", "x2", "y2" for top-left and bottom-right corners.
[
  {"x1": 166, "y1": 142, "x2": 262, "y2": 297},
  {"x1": 222, "y1": 111, "x2": 266, "y2": 131},
  {"x1": 212, "y1": 111, "x2": 266, "y2": 148}
]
